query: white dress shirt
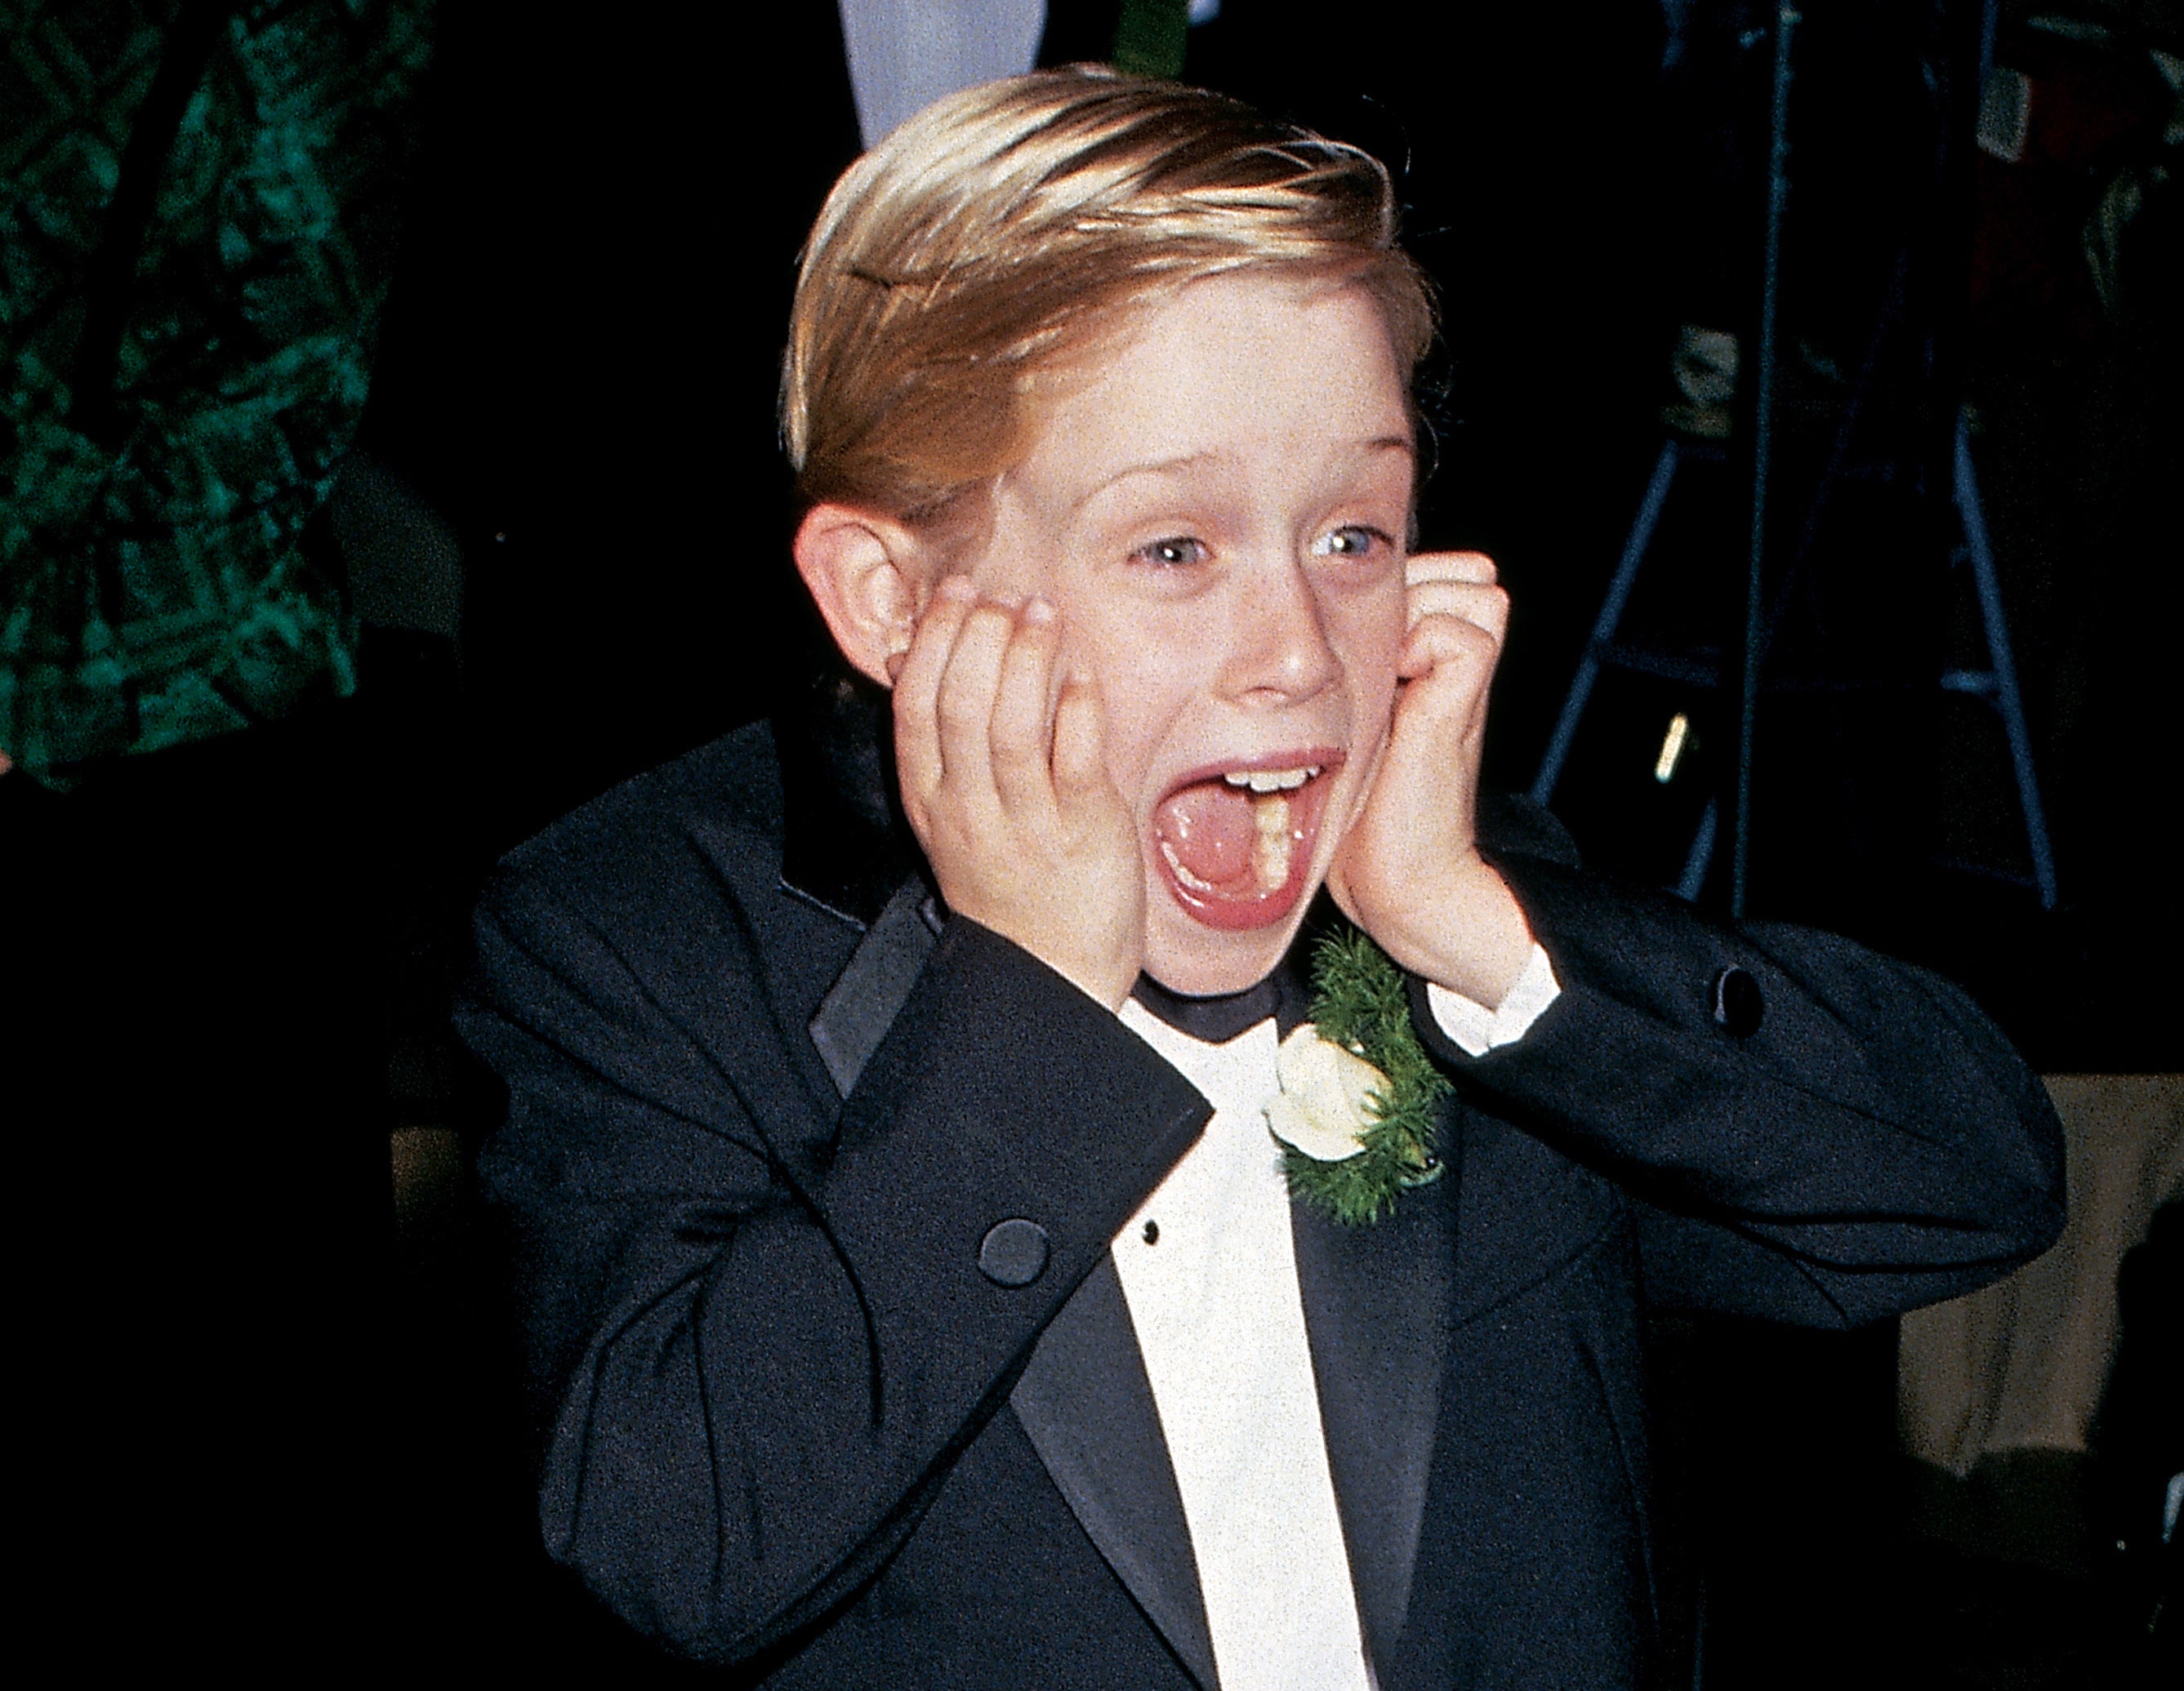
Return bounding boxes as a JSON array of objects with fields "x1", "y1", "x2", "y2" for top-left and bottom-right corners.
[{"x1": 1112, "y1": 946, "x2": 1558, "y2": 1689}]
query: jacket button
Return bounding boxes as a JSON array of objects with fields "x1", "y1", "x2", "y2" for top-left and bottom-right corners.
[
  {"x1": 978, "y1": 1218, "x2": 1050, "y2": 1288},
  {"x1": 1711, "y1": 966, "x2": 1764, "y2": 1037}
]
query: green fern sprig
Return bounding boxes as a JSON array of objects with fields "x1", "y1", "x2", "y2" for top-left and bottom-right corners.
[{"x1": 1276, "y1": 926, "x2": 1452, "y2": 1227}]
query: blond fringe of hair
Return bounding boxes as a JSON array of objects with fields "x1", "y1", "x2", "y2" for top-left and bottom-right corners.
[{"x1": 782, "y1": 66, "x2": 1435, "y2": 526}]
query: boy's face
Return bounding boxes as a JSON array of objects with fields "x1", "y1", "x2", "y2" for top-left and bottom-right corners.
[{"x1": 956, "y1": 274, "x2": 1415, "y2": 995}]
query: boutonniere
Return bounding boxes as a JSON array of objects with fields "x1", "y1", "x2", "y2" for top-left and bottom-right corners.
[{"x1": 1265, "y1": 927, "x2": 1451, "y2": 1227}]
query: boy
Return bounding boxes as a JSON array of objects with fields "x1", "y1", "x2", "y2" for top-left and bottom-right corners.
[{"x1": 458, "y1": 69, "x2": 2063, "y2": 1689}]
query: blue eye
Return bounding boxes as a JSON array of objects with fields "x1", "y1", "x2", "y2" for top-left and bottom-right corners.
[
  {"x1": 1313, "y1": 526, "x2": 1388, "y2": 558},
  {"x1": 1309, "y1": 526, "x2": 1389, "y2": 560},
  {"x1": 1133, "y1": 536, "x2": 1209, "y2": 567}
]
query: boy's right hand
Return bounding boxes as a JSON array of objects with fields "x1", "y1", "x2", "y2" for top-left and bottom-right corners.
[{"x1": 892, "y1": 576, "x2": 1144, "y2": 1011}]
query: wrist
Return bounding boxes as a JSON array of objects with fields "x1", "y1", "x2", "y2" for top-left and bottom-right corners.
[
  {"x1": 966, "y1": 905, "x2": 1138, "y2": 1013},
  {"x1": 1367, "y1": 856, "x2": 1533, "y2": 1008}
]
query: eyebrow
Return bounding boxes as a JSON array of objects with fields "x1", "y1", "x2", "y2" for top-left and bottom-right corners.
[{"x1": 1071, "y1": 435, "x2": 1415, "y2": 513}]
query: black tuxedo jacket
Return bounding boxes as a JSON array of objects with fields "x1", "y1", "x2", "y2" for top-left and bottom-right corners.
[{"x1": 457, "y1": 719, "x2": 2062, "y2": 1689}]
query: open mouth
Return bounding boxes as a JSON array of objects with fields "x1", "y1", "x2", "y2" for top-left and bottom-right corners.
[{"x1": 1150, "y1": 750, "x2": 1345, "y2": 931}]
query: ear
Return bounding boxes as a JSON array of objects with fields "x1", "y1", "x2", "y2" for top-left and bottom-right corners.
[{"x1": 793, "y1": 504, "x2": 930, "y2": 688}]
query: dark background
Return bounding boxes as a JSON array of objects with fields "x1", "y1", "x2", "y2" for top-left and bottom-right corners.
[
  {"x1": 359, "y1": 0, "x2": 2181, "y2": 1066},
  {"x1": 342, "y1": 2, "x2": 2177, "y2": 1681}
]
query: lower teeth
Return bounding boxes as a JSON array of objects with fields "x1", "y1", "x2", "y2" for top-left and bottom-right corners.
[{"x1": 1161, "y1": 839, "x2": 1217, "y2": 894}]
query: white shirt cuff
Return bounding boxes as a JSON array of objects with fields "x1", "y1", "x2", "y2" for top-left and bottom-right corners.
[{"x1": 1424, "y1": 943, "x2": 1561, "y2": 1057}]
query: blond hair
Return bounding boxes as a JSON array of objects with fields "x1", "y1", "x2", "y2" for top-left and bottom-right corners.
[{"x1": 782, "y1": 67, "x2": 1435, "y2": 526}]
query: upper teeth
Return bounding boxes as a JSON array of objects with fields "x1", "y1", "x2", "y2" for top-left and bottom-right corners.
[{"x1": 1223, "y1": 766, "x2": 1317, "y2": 794}]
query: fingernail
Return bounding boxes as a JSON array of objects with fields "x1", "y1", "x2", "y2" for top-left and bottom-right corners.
[
  {"x1": 1022, "y1": 596, "x2": 1056, "y2": 625},
  {"x1": 936, "y1": 575, "x2": 975, "y2": 603}
]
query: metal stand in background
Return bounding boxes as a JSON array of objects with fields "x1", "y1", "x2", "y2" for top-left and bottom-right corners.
[
  {"x1": 1530, "y1": 4, "x2": 1797, "y2": 920},
  {"x1": 1529, "y1": 2, "x2": 2057, "y2": 917},
  {"x1": 1942, "y1": 409, "x2": 2058, "y2": 908},
  {"x1": 1529, "y1": 405, "x2": 2058, "y2": 914},
  {"x1": 1526, "y1": 434, "x2": 1726, "y2": 907},
  {"x1": 1733, "y1": 1, "x2": 1799, "y2": 920}
]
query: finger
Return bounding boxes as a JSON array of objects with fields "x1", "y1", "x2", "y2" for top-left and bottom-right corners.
[
  {"x1": 934, "y1": 599, "x2": 1015, "y2": 804},
  {"x1": 894, "y1": 576, "x2": 977, "y2": 807},
  {"x1": 1406, "y1": 550, "x2": 1497, "y2": 588},
  {"x1": 990, "y1": 599, "x2": 1063, "y2": 822},
  {"x1": 1380, "y1": 624, "x2": 1496, "y2": 805},
  {"x1": 1400, "y1": 609, "x2": 1500, "y2": 679},
  {"x1": 1405, "y1": 580, "x2": 1509, "y2": 646},
  {"x1": 1051, "y1": 671, "x2": 1108, "y2": 803},
  {"x1": 1398, "y1": 613, "x2": 1504, "y2": 719}
]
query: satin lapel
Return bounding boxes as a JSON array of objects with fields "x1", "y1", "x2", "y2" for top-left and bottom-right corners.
[
  {"x1": 1010, "y1": 1256, "x2": 1217, "y2": 1691},
  {"x1": 807, "y1": 876, "x2": 942, "y2": 1099},
  {"x1": 1292, "y1": 1093, "x2": 1460, "y2": 1674}
]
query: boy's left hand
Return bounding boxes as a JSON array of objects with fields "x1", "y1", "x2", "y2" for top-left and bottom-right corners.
[{"x1": 1326, "y1": 551, "x2": 1535, "y2": 1008}]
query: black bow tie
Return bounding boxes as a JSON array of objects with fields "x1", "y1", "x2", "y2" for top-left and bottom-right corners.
[{"x1": 1130, "y1": 951, "x2": 1313, "y2": 1045}]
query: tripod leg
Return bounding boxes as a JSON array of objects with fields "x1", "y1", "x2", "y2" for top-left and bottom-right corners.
[
  {"x1": 1531, "y1": 439, "x2": 1682, "y2": 806},
  {"x1": 1954, "y1": 412, "x2": 2059, "y2": 910},
  {"x1": 1735, "y1": 2, "x2": 1799, "y2": 920},
  {"x1": 1677, "y1": 798, "x2": 1720, "y2": 904}
]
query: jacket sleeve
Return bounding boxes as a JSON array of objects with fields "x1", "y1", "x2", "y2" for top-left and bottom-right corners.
[
  {"x1": 1409, "y1": 821, "x2": 2066, "y2": 1328},
  {"x1": 457, "y1": 879, "x2": 1208, "y2": 1666}
]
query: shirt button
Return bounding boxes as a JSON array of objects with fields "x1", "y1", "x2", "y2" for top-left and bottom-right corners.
[
  {"x1": 1711, "y1": 966, "x2": 1764, "y2": 1037},
  {"x1": 978, "y1": 1218, "x2": 1050, "y2": 1288}
]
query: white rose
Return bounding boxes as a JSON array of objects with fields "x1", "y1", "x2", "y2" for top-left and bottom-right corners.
[{"x1": 1263, "y1": 1021, "x2": 1389, "y2": 1163}]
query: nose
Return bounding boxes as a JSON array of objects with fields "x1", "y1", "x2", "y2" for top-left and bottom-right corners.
[{"x1": 1219, "y1": 553, "x2": 1339, "y2": 705}]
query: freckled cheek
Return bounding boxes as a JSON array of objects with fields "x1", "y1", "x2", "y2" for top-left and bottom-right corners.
[
  {"x1": 1054, "y1": 608, "x2": 1211, "y2": 794},
  {"x1": 1064, "y1": 656, "x2": 1197, "y2": 822},
  {"x1": 1331, "y1": 606, "x2": 1406, "y2": 721},
  {"x1": 1106, "y1": 705, "x2": 1197, "y2": 830}
]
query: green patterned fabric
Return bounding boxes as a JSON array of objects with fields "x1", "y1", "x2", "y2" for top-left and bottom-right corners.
[
  {"x1": 1112, "y1": 0, "x2": 1191, "y2": 81},
  {"x1": 1, "y1": 0, "x2": 435, "y2": 787}
]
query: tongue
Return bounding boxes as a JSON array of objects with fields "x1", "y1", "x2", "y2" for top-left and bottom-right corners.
[{"x1": 1153, "y1": 780, "x2": 1258, "y2": 891}]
